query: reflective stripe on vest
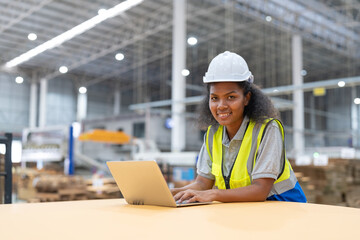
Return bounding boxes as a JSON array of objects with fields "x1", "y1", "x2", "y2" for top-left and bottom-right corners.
[{"x1": 205, "y1": 118, "x2": 291, "y2": 189}]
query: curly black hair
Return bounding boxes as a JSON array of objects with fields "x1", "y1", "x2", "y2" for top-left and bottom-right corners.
[{"x1": 197, "y1": 81, "x2": 280, "y2": 129}]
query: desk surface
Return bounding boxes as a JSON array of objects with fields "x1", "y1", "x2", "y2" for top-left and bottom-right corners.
[{"x1": 1, "y1": 199, "x2": 359, "y2": 240}]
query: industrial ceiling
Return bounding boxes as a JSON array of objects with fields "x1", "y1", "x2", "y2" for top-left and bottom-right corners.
[{"x1": 1, "y1": 0, "x2": 360, "y2": 107}]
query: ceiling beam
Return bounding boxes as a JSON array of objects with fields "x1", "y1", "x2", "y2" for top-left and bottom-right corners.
[
  {"x1": 0, "y1": 0, "x2": 53, "y2": 34},
  {"x1": 230, "y1": 0, "x2": 360, "y2": 58}
]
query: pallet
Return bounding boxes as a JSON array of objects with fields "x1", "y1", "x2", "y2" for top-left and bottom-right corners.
[{"x1": 31, "y1": 189, "x2": 88, "y2": 202}]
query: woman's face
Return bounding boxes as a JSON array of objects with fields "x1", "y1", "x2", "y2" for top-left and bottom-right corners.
[{"x1": 209, "y1": 82, "x2": 250, "y2": 131}]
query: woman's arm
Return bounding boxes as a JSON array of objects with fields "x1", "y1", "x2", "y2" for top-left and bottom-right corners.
[
  {"x1": 170, "y1": 175, "x2": 214, "y2": 196},
  {"x1": 175, "y1": 178, "x2": 274, "y2": 203}
]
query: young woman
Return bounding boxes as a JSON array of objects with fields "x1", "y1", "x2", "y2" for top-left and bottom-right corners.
[{"x1": 171, "y1": 51, "x2": 306, "y2": 203}]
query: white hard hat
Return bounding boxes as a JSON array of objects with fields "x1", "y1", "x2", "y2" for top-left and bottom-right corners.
[{"x1": 203, "y1": 51, "x2": 253, "y2": 83}]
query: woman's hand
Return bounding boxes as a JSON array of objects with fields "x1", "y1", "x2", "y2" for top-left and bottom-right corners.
[
  {"x1": 173, "y1": 178, "x2": 275, "y2": 203},
  {"x1": 169, "y1": 175, "x2": 215, "y2": 199},
  {"x1": 174, "y1": 189, "x2": 218, "y2": 203},
  {"x1": 170, "y1": 188, "x2": 183, "y2": 196}
]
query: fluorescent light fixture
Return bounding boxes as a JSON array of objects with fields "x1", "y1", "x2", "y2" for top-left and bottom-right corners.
[
  {"x1": 115, "y1": 53, "x2": 124, "y2": 61},
  {"x1": 5, "y1": 0, "x2": 143, "y2": 68},
  {"x1": 15, "y1": 76, "x2": 24, "y2": 84},
  {"x1": 79, "y1": 86, "x2": 87, "y2": 94},
  {"x1": 187, "y1": 37, "x2": 198, "y2": 46},
  {"x1": 338, "y1": 81, "x2": 345, "y2": 87},
  {"x1": 181, "y1": 69, "x2": 190, "y2": 76},
  {"x1": 98, "y1": 9, "x2": 107, "y2": 15},
  {"x1": 354, "y1": 98, "x2": 360, "y2": 104},
  {"x1": 59, "y1": 66, "x2": 68, "y2": 73},
  {"x1": 28, "y1": 33, "x2": 37, "y2": 41}
]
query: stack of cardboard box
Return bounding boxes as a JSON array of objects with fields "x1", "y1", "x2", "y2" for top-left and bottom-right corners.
[
  {"x1": 294, "y1": 172, "x2": 315, "y2": 203},
  {"x1": 86, "y1": 177, "x2": 122, "y2": 199},
  {"x1": 31, "y1": 175, "x2": 88, "y2": 202},
  {"x1": 15, "y1": 168, "x2": 55, "y2": 201},
  {"x1": 292, "y1": 158, "x2": 360, "y2": 207},
  {"x1": 14, "y1": 167, "x2": 122, "y2": 202}
]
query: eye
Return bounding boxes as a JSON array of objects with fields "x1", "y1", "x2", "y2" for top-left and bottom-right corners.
[
  {"x1": 228, "y1": 95, "x2": 235, "y2": 100},
  {"x1": 210, "y1": 96, "x2": 217, "y2": 101}
]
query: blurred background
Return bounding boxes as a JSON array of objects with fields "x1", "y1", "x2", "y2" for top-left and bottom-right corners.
[{"x1": 0, "y1": 0, "x2": 360, "y2": 207}]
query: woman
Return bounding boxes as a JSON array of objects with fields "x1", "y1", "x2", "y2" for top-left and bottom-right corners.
[{"x1": 171, "y1": 51, "x2": 306, "y2": 203}]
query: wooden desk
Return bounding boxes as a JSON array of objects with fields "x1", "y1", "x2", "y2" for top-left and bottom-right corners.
[{"x1": 1, "y1": 199, "x2": 359, "y2": 240}]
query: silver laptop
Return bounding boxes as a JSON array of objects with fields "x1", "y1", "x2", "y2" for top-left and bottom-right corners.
[{"x1": 107, "y1": 160, "x2": 210, "y2": 207}]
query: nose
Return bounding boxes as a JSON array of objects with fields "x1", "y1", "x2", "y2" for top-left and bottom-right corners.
[{"x1": 217, "y1": 99, "x2": 228, "y2": 110}]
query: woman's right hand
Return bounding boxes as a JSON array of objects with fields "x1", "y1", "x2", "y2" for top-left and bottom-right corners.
[
  {"x1": 173, "y1": 189, "x2": 218, "y2": 203},
  {"x1": 170, "y1": 175, "x2": 214, "y2": 197},
  {"x1": 170, "y1": 188, "x2": 183, "y2": 196}
]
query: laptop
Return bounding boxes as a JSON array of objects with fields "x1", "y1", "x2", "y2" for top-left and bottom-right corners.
[{"x1": 107, "y1": 160, "x2": 211, "y2": 207}]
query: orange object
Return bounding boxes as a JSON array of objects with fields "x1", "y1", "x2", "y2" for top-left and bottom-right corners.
[{"x1": 78, "y1": 129, "x2": 131, "y2": 144}]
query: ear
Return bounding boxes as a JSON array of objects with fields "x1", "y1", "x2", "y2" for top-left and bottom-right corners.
[{"x1": 244, "y1": 92, "x2": 251, "y2": 106}]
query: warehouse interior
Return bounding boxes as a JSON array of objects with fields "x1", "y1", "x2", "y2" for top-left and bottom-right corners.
[{"x1": 1, "y1": 0, "x2": 360, "y2": 208}]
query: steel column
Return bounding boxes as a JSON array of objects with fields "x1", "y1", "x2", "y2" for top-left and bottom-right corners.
[
  {"x1": 351, "y1": 87, "x2": 358, "y2": 147},
  {"x1": 292, "y1": 35, "x2": 305, "y2": 159},
  {"x1": 39, "y1": 78, "x2": 47, "y2": 127},
  {"x1": 171, "y1": 0, "x2": 186, "y2": 152},
  {"x1": 29, "y1": 78, "x2": 38, "y2": 128},
  {"x1": 113, "y1": 82, "x2": 121, "y2": 115},
  {"x1": 77, "y1": 92, "x2": 87, "y2": 122}
]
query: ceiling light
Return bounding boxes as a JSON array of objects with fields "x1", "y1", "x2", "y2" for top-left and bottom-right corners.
[
  {"x1": 28, "y1": 33, "x2": 37, "y2": 41},
  {"x1": 187, "y1": 37, "x2": 198, "y2": 46},
  {"x1": 338, "y1": 81, "x2": 345, "y2": 87},
  {"x1": 301, "y1": 69, "x2": 307, "y2": 76},
  {"x1": 98, "y1": 9, "x2": 107, "y2": 15},
  {"x1": 181, "y1": 69, "x2": 190, "y2": 76},
  {"x1": 115, "y1": 53, "x2": 124, "y2": 61},
  {"x1": 265, "y1": 16, "x2": 272, "y2": 22},
  {"x1": 354, "y1": 98, "x2": 360, "y2": 104},
  {"x1": 59, "y1": 66, "x2": 68, "y2": 73},
  {"x1": 79, "y1": 87, "x2": 87, "y2": 94},
  {"x1": 15, "y1": 76, "x2": 24, "y2": 84},
  {"x1": 5, "y1": 0, "x2": 144, "y2": 68}
]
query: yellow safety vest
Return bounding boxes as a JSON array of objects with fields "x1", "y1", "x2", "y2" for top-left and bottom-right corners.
[{"x1": 205, "y1": 118, "x2": 292, "y2": 189}]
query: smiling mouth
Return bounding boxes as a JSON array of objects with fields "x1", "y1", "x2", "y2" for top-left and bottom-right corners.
[{"x1": 217, "y1": 113, "x2": 231, "y2": 118}]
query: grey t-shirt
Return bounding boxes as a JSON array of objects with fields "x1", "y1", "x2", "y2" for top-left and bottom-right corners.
[{"x1": 197, "y1": 116, "x2": 283, "y2": 181}]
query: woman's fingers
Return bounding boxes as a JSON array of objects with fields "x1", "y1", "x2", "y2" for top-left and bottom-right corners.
[
  {"x1": 187, "y1": 195, "x2": 198, "y2": 203},
  {"x1": 174, "y1": 189, "x2": 214, "y2": 203},
  {"x1": 174, "y1": 190, "x2": 187, "y2": 201},
  {"x1": 179, "y1": 190, "x2": 197, "y2": 202},
  {"x1": 173, "y1": 189, "x2": 196, "y2": 202},
  {"x1": 183, "y1": 189, "x2": 215, "y2": 203}
]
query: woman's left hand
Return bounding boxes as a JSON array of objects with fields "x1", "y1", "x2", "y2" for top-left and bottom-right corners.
[{"x1": 174, "y1": 189, "x2": 217, "y2": 203}]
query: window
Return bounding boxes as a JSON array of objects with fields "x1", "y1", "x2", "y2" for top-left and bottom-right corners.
[{"x1": 133, "y1": 122, "x2": 145, "y2": 138}]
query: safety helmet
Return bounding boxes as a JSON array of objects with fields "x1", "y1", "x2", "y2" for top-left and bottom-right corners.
[{"x1": 203, "y1": 51, "x2": 253, "y2": 83}]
